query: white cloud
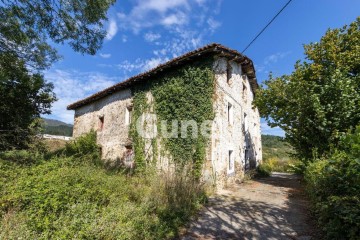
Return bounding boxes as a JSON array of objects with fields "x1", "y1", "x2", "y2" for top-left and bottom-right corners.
[
  {"x1": 116, "y1": 57, "x2": 169, "y2": 73},
  {"x1": 264, "y1": 51, "x2": 291, "y2": 65},
  {"x1": 112, "y1": 0, "x2": 223, "y2": 78},
  {"x1": 106, "y1": 18, "x2": 118, "y2": 40},
  {"x1": 255, "y1": 64, "x2": 265, "y2": 73},
  {"x1": 99, "y1": 53, "x2": 111, "y2": 58},
  {"x1": 161, "y1": 12, "x2": 188, "y2": 26},
  {"x1": 121, "y1": 35, "x2": 128, "y2": 42},
  {"x1": 157, "y1": 27, "x2": 203, "y2": 57},
  {"x1": 132, "y1": 0, "x2": 189, "y2": 15},
  {"x1": 44, "y1": 70, "x2": 119, "y2": 123},
  {"x1": 255, "y1": 51, "x2": 291, "y2": 78},
  {"x1": 142, "y1": 57, "x2": 168, "y2": 71},
  {"x1": 153, "y1": 48, "x2": 167, "y2": 56},
  {"x1": 43, "y1": 0, "x2": 224, "y2": 125},
  {"x1": 207, "y1": 17, "x2": 221, "y2": 32},
  {"x1": 116, "y1": 59, "x2": 143, "y2": 73},
  {"x1": 144, "y1": 32, "x2": 161, "y2": 42},
  {"x1": 116, "y1": 0, "x2": 219, "y2": 34},
  {"x1": 195, "y1": 0, "x2": 207, "y2": 5}
]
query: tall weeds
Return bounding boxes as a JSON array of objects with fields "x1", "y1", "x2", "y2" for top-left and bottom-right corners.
[{"x1": 0, "y1": 132, "x2": 207, "y2": 239}]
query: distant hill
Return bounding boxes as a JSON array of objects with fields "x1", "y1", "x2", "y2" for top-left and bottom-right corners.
[
  {"x1": 42, "y1": 118, "x2": 72, "y2": 127},
  {"x1": 261, "y1": 135, "x2": 293, "y2": 161},
  {"x1": 42, "y1": 118, "x2": 73, "y2": 137}
]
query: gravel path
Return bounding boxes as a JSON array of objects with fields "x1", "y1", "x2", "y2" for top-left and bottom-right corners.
[{"x1": 181, "y1": 173, "x2": 317, "y2": 240}]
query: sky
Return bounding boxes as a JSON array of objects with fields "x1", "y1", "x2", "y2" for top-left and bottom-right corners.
[{"x1": 45, "y1": 0, "x2": 360, "y2": 136}]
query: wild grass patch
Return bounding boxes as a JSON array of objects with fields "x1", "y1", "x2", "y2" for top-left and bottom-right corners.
[{"x1": 0, "y1": 132, "x2": 206, "y2": 239}]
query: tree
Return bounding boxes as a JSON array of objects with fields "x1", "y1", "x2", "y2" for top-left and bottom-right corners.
[
  {"x1": 0, "y1": 0, "x2": 116, "y2": 70},
  {"x1": 0, "y1": 0, "x2": 115, "y2": 149},
  {"x1": 254, "y1": 18, "x2": 360, "y2": 160},
  {"x1": 0, "y1": 53, "x2": 56, "y2": 150}
]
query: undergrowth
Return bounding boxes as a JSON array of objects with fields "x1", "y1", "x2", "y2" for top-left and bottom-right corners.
[
  {"x1": 0, "y1": 132, "x2": 206, "y2": 239},
  {"x1": 305, "y1": 126, "x2": 360, "y2": 239}
]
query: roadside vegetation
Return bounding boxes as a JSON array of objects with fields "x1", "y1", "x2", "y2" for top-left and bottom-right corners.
[
  {"x1": 255, "y1": 18, "x2": 360, "y2": 239},
  {"x1": 258, "y1": 135, "x2": 300, "y2": 175},
  {"x1": 0, "y1": 132, "x2": 207, "y2": 239},
  {"x1": 305, "y1": 127, "x2": 360, "y2": 239}
]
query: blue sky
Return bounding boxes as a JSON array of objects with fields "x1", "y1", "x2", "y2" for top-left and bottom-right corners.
[{"x1": 45, "y1": 0, "x2": 360, "y2": 136}]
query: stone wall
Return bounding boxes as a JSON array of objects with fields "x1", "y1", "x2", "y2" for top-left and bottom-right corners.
[
  {"x1": 71, "y1": 57, "x2": 262, "y2": 187},
  {"x1": 73, "y1": 89, "x2": 133, "y2": 161},
  {"x1": 208, "y1": 57, "x2": 262, "y2": 187}
]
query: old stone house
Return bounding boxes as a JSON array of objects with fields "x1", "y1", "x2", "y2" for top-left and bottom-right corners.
[{"x1": 67, "y1": 43, "x2": 262, "y2": 186}]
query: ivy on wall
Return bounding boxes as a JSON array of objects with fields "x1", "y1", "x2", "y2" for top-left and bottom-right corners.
[
  {"x1": 130, "y1": 60, "x2": 215, "y2": 177},
  {"x1": 129, "y1": 91, "x2": 148, "y2": 171}
]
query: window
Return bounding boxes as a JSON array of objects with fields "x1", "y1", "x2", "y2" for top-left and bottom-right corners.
[
  {"x1": 125, "y1": 106, "x2": 132, "y2": 125},
  {"x1": 99, "y1": 116, "x2": 104, "y2": 131},
  {"x1": 227, "y1": 102, "x2": 233, "y2": 125},
  {"x1": 228, "y1": 150, "x2": 234, "y2": 173},
  {"x1": 226, "y1": 62, "x2": 232, "y2": 84}
]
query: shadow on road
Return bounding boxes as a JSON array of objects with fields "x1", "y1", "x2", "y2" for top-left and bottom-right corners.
[{"x1": 181, "y1": 173, "x2": 318, "y2": 240}]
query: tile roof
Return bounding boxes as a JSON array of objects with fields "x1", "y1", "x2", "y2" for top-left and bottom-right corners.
[{"x1": 67, "y1": 43, "x2": 258, "y2": 110}]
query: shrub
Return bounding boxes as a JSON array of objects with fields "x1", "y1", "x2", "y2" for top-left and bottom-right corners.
[
  {"x1": 287, "y1": 160, "x2": 307, "y2": 174},
  {"x1": 0, "y1": 150, "x2": 42, "y2": 165},
  {"x1": 256, "y1": 163, "x2": 271, "y2": 177},
  {"x1": 305, "y1": 126, "x2": 360, "y2": 239},
  {"x1": 0, "y1": 132, "x2": 207, "y2": 239},
  {"x1": 63, "y1": 130, "x2": 100, "y2": 164},
  {"x1": 261, "y1": 157, "x2": 302, "y2": 173}
]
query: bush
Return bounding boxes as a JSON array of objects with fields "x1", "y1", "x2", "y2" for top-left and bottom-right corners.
[
  {"x1": 287, "y1": 160, "x2": 307, "y2": 174},
  {"x1": 256, "y1": 164, "x2": 272, "y2": 177},
  {"x1": 0, "y1": 150, "x2": 42, "y2": 165},
  {"x1": 64, "y1": 130, "x2": 98, "y2": 155},
  {"x1": 305, "y1": 127, "x2": 360, "y2": 239},
  {"x1": 0, "y1": 132, "x2": 206, "y2": 239},
  {"x1": 256, "y1": 157, "x2": 301, "y2": 176},
  {"x1": 63, "y1": 130, "x2": 100, "y2": 164}
]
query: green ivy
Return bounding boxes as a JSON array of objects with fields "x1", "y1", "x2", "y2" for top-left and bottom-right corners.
[
  {"x1": 130, "y1": 61, "x2": 215, "y2": 177},
  {"x1": 129, "y1": 91, "x2": 148, "y2": 171}
]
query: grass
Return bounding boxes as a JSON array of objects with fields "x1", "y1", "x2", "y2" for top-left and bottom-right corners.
[
  {"x1": 0, "y1": 133, "x2": 206, "y2": 239},
  {"x1": 260, "y1": 135, "x2": 301, "y2": 173},
  {"x1": 42, "y1": 139, "x2": 67, "y2": 152}
]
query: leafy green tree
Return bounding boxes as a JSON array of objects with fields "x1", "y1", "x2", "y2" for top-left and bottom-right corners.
[
  {"x1": 255, "y1": 18, "x2": 360, "y2": 160},
  {"x1": 0, "y1": 0, "x2": 115, "y2": 149},
  {"x1": 305, "y1": 126, "x2": 360, "y2": 239},
  {"x1": 0, "y1": 0, "x2": 116, "y2": 70},
  {"x1": 0, "y1": 53, "x2": 56, "y2": 150}
]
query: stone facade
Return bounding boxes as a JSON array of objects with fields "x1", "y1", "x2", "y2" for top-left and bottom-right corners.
[
  {"x1": 73, "y1": 89, "x2": 132, "y2": 160},
  {"x1": 70, "y1": 45, "x2": 262, "y2": 186},
  {"x1": 207, "y1": 58, "x2": 262, "y2": 187}
]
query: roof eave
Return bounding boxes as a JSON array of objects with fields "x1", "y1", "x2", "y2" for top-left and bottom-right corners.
[{"x1": 67, "y1": 43, "x2": 258, "y2": 110}]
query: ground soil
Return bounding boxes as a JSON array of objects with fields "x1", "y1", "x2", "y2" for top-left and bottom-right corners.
[{"x1": 181, "y1": 172, "x2": 318, "y2": 240}]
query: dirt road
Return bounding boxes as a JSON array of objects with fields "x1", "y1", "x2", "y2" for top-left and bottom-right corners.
[{"x1": 182, "y1": 173, "x2": 317, "y2": 240}]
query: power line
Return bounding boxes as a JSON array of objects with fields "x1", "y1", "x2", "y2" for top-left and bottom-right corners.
[{"x1": 242, "y1": 0, "x2": 294, "y2": 53}]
